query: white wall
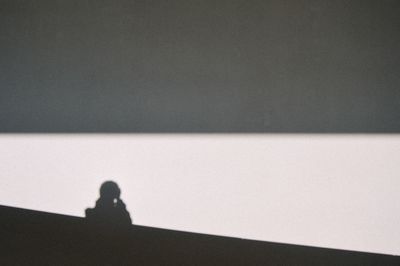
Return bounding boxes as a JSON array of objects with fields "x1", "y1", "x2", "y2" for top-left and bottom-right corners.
[{"x1": 1, "y1": 134, "x2": 399, "y2": 255}]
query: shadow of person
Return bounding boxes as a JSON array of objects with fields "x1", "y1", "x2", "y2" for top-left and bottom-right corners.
[
  {"x1": 85, "y1": 181, "x2": 132, "y2": 228},
  {"x1": 84, "y1": 181, "x2": 133, "y2": 264}
]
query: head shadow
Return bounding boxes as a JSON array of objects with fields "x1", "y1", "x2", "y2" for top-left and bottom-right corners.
[{"x1": 85, "y1": 181, "x2": 132, "y2": 227}]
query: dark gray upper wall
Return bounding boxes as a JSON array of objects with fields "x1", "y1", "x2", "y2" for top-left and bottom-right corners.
[{"x1": 1, "y1": 0, "x2": 399, "y2": 133}]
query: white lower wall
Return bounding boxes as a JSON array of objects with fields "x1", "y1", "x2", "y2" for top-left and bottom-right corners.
[{"x1": 0, "y1": 134, "x2": 399, "y2": 255}]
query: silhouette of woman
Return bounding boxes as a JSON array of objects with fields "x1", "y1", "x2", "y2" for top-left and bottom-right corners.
[{"x1": 85, "y1": 181, "x2": 132, "y2": 227}]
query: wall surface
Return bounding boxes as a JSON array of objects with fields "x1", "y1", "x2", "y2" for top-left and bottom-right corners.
[
  {"x1": 1, "y1": 0, "x2": 399, "y2": 133},
  {"x1": 1, "y1": 134, "x2": 400, "y2": 255},
  {"x1": 1, "y1": 0, "x2": 400, "y2": 257}
]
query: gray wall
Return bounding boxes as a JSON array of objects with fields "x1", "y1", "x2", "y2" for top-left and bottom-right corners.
[{"x1": 1, "y1": 0, "x2": 399, "y2": 133}]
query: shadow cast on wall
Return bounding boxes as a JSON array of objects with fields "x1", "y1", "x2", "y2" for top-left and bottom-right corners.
[
  {"x1": 1, "y1": 185, "x2": 400, "y2": 265},
  {"x1": 85, "y1": 181, "x2": 132, "y2": 228}
]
